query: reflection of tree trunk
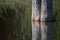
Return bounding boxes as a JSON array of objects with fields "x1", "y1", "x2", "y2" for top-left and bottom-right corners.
[
  {"x1": 41, "y1": 22, "x2": 47, "y2": 40},
  {"x1": 46, "y1": 22, "x2": 53, "y2": 40},
  {"x1": 32, "y1": 21, "x2": 41, "y2": 40},
  {"x1": 41, "y1": 22, "x2": 53, "y2": 40}
]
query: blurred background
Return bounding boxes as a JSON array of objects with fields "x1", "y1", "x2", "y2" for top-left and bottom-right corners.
[
  {"x1": 53, "y1": 0, "x2": 60, "y2": 40},
  {"x1": 0, "y1": 0, "x2": 60, "y2": 40},
  {"x1": 0, "y1": 0, "x2": 32, "y2": 40}
]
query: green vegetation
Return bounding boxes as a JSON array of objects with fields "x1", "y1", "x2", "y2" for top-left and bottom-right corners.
[
  {"x1": 53, "y1": 0, "x2": 60, "y2": 40},
  {"x1": 0, "y1": 0, "x2": 32, "y2": 40},
  {"x1": 0, "y1": 0, "x2": 60, "y2": 40}
]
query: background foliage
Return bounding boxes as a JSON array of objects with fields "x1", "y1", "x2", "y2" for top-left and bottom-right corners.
[
  {"x1": 0, "y1": 0, "x2": 60, "y2": 40},
  {"x1": 0, "y1": 0, "x2": 32, "y2": 40},
  {"x1": 53, "y1": 0, "x2": 60, "y2": 40}
]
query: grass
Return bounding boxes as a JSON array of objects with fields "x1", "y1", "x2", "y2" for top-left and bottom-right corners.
[
  {"x1": 53, "y1": 0, "x2": 60, "y2": 40},
  {"x1": 0, "y1": 0, "x2": 32, "y2": 40}
]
